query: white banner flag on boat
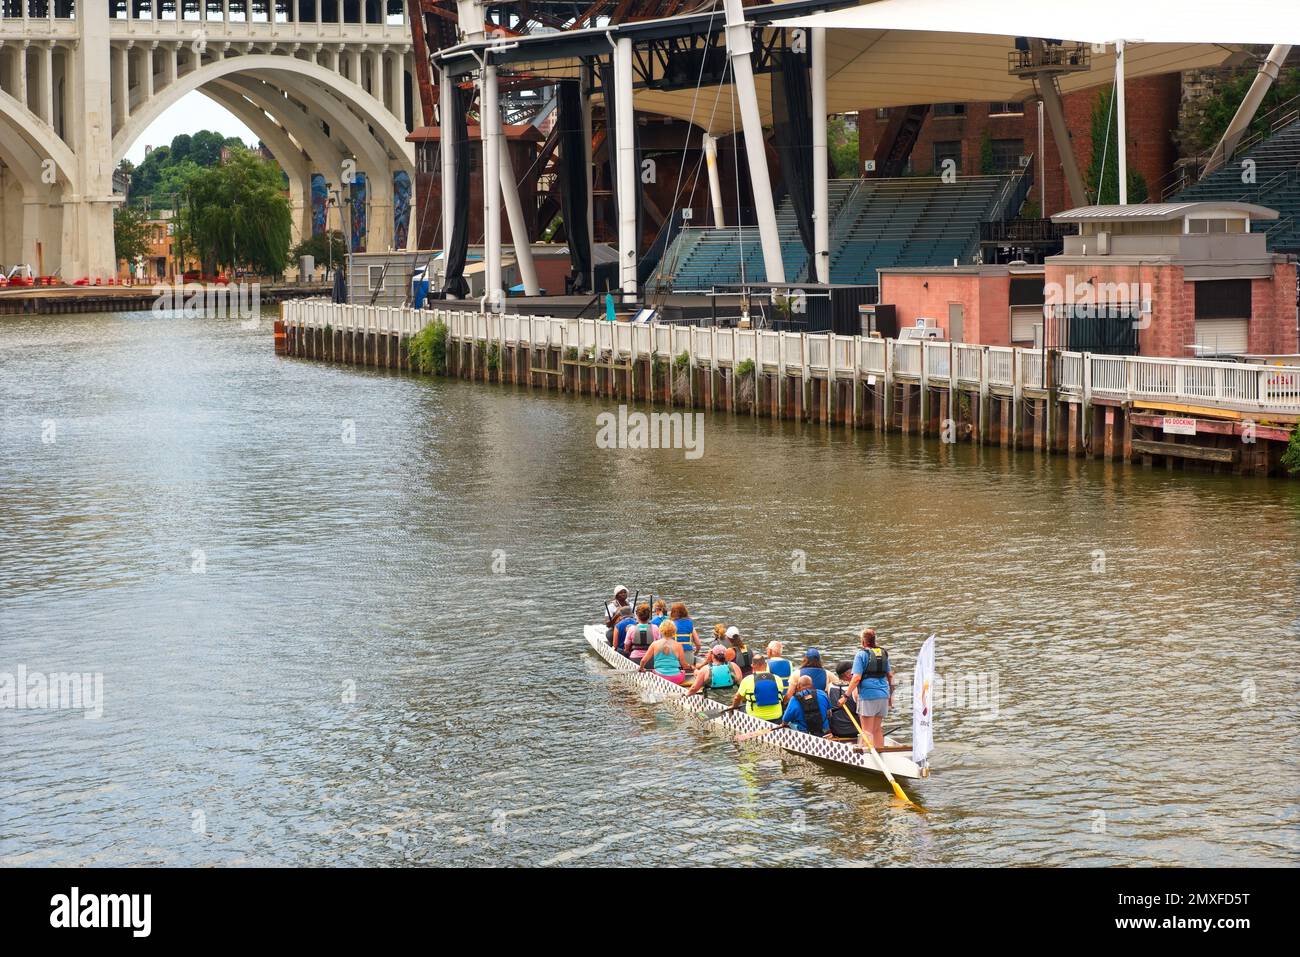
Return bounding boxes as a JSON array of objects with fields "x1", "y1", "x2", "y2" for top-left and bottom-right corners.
[{"x1": 912, "y1": 635, "x2": 936, "y2": 766}]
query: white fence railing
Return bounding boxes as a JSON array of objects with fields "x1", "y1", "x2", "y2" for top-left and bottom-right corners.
[{"x1": 281, "y1": 300, "x2": 1300, "y2": 414}]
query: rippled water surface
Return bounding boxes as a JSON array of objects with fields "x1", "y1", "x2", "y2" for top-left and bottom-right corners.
[{"x1": 1, "y1": 310, "x2": 1298, "y2": 867}]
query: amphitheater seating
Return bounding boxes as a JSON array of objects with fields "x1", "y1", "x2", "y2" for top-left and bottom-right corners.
[
  {"x1": 1172, "y1": 117, "x2": 1300, "y2": 252},
  {"x1": 655, "y1": 179, "x2": 857, "y2": 290},
  {"x1": 653, "y1": 175, "x2": 1015, "y2": 291},
  {"x1": 826, "y1": 175, "x2": 1010, "y2": 285}
]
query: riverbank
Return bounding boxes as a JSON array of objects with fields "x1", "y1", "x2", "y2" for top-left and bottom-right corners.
[
  {"x1": 280, "y1": 299, "x2": 1300, "y2": 479},
  {"x1": 0, "y1": 282, "x2": 329, "y2": 316}
]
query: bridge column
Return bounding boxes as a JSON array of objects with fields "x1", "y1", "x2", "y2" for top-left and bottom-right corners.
[
  {"x1": 22, "y1": 194, "x2": 43, "y2": 271},
  {"x1": 39, "y1": 42, "x2": 54, "y2": 125},
  {"x1": 16, "y1": 41, "x2": 29, "y2": 112},
  {"x1": 141, "y1": 44, "x2": 155, "y2": 101},
  {"x1": 64, "y1": 0, "x2": 117, "y2": 281},
  {"x1": 112, "y1": 44, "x2": 130, "y2": 131}
]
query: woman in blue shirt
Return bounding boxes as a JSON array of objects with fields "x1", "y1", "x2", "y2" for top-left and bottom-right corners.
[{"x1": 845, "y1": 628, "x2": 893, "y2": 749}]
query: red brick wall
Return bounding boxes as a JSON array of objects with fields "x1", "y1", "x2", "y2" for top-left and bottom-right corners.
[
  {"x1": 1250, "y1": 264, "x2": 1299, "y2": 355},
  {"x1": 857, "y1": 74, "x2": 1182, "y2": 217},
  {"x1": 879, "y1": 272, "x2": 1013, "y2": 345}
]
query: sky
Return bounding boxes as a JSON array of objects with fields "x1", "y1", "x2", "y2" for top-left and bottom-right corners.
[{"x1": 124, "y1": 92, "x2": 258, "y2": 165}]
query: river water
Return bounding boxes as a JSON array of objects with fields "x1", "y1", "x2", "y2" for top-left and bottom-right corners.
[{"x1": 1, "y1": 309, "x2": 1297, "y2": 867}]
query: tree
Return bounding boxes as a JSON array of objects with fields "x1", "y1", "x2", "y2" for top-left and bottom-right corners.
[
  {"x1": 979, "y1": 132, "x2": 996, "y2": 175},
  {"x1": 827, "y1": 114, "x2": 860, "y2": 178},
  {"x1": 1177, "y1": 66, "x2": 1300, "y2": 157},
  {"x1": 290, "y1": 231, "x2": 347, "y2": 273},
  {"x1": 179, "y1": 148, "x2": 293, "y2": 276},
  {"x1": 114, "y1": 205, "x2": 151, "y2": 269},
  {"x1": 1086, "y1": 86, "x2": 1148, "y2": 205},
  {"x1": 126, "y1": 131, "x2": 251, "y2": 208}
]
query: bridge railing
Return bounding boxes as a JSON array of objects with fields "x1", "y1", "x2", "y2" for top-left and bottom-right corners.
[{"x1": 281, "y1": 299, "x2": 1300, "y2": 415}]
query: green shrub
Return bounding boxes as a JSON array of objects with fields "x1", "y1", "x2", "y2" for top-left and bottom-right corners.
[
  {"x1": 486, "y1": 342, "x2": 501, "y2": 372},
  {"x1": 323, "y1": 323, "x2": 332, "y2": 337},
  {"x1": 565, "y1": 347, "x2": 579, "y2": 361},
  {"x1": 407, "y1": 320, "x2": 448, "y2": 375},
  {"x1": 652, "y1": 351, "x2": 666, "y2": 376},
  {"x1": 1283, "y1": 427, "x2": 1300, "y2": 475},
  {"x1": 674, "y1": 350, "x2": 691, "y2": 372},
  {"x1": 736, "y1": 358, "x2": 756, "y2": 379}
]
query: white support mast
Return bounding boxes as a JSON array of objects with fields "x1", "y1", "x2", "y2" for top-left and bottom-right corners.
[
  {"x1": 811, "y1": 24, "x2": 830, "y2": 284},
  {"x1": 723, "y1": 0, "x2": 785, "y2": 284}
]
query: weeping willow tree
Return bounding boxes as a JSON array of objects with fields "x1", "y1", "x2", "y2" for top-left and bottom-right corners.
[{"x1": 179, "y1": 147, "x2": 292, "y2": 277}]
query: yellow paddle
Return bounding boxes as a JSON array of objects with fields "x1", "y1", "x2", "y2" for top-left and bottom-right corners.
[{"x1": 838, "y1": 700, "x2": 915, "y2": 806}]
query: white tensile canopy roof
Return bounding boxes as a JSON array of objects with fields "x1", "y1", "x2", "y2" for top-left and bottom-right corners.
[
  {"x1": 774, "y1": 0, "x2": 1300, "y2": 45},
  {"x1": 463, "y1": 0, "x2": 1298, "y2": 134}
]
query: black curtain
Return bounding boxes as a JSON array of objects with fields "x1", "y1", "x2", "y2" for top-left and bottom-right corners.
[
  {"x1": 772, "y1": 45, "x2": 815, "y2": 263},
  {"x1": 557, "y1": 80, "x2": 592, "y2": 293},
  {"x1": 440, "y1": 78, "x2": 471, "y2": 299},
  {"x1": 600, "y1": 60, "x2": 645, "y2": 293}
]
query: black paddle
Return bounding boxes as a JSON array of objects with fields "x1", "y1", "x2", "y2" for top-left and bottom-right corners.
[{"x1": 699, "y1": 704, "x2": 741, "y2": 722}]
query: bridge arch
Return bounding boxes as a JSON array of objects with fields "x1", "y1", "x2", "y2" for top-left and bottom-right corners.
[
  {"x1": 112, "y1": 54, "x2": 413, "y2": 173},
  {"x1": 0, "y1": 90, "x2": 79, "y2": 192}
]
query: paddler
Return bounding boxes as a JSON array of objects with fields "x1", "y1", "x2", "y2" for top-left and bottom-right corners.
[
  {"x1": 622, "y1": 603, "x2": 660, "y2": 664},
  {"x1": 669, "y1": 602, "x2": 700, "y2": 661},
  {"x1": 825, "y1": 662, "x2": 859, "y2": 739},
  {"x1": 844, "y1": 627, "x2": 893, "y2": 749},
  {"x1": 784, "y1": 648, "x2": 831, "y2": 701},
  {"x1": 605, "y1": 586, "x2": 630, "y2": 623},
  {"x1": 780, "y1": 675, "x2": 831, "y2": 735},
  {"x1": 684, "y1": 645, "x2": 742, "y2": 697},
  {"x1": 725, "y1": 626, "x2": 753, "y2": 676},
  {"x1": 732, "y1": 655, "x2": 784, "y2": 723},
  {"x1": 637, "y1": 619, "x2": 689, "y2": 685},
  {"x1": 765, "y1": 641, "x2": 793, "y2": 686}
]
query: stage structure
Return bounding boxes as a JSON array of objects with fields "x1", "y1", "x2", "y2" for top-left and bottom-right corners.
[{"x1": 406, "y1": 0, "x2": 1297, "y2": 312}]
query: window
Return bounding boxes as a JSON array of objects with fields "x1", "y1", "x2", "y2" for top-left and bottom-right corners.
[
  {"x1": 875, "y1": 107, "x2": 891, "y2": 120},
  {"x1": 990, "y1": 102, "x2": 1025, "y2": 116},
  {"x1": 933, "y1": 103, "x2": 967, "y2": 118},
  {"x1": 990, "y1": 138, "x2": 1025, "y2": 173},
  {"x1": 368, "y1": 265, "x2": 385, "y2": 292},
  {"x1": 1194, "y1": 279, "x2": 1252, "y2": 320},
  {"x1": 933, "y1": 141, "x2": 962, "y2": 173}
]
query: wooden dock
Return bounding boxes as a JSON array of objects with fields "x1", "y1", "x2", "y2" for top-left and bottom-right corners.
[{"x1": 279, "y1": 299, "x2": 1300, "y2": 478}]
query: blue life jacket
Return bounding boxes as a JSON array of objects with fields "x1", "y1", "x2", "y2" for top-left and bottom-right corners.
[
  {"x1": 751, "y1": 671, "x2": 781, "y2": 708},
  {"x1": 768, "y1": 658, "x2": 792, "y2": 680},
  {"x1": 709, "y1": 662, "x2": 735, "y2": 689},
  {"x1": 674, "y1": 618, "x2": 695, "y2": 646},
  {"x1": 803, "y1": 667, "x2": 827, "y2": 692}
]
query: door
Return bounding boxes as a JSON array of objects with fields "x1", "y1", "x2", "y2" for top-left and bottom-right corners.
[{"x1": 948, "y1": 303, "x2": 965, "y2": 343}]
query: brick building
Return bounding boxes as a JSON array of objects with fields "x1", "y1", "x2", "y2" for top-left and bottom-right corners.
[
  {"x1": 878, "y1": 202, "x2": 1299, "y2": 359},
  {"x1": 857, "y1": 74, "x2": 1183, "y2": 218}
]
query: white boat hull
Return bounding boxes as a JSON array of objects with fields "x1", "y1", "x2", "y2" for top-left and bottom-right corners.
[{"x1": 584, "y1": 625, "x2": 926, "y2": 781}]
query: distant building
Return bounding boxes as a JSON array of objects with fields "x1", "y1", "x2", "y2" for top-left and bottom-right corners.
[{"x1": 877, "y1": 202, "x2": 1298, "y2": 359}]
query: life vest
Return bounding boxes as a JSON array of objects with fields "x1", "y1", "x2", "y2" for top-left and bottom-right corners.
[
  {"x1": 827, "y1": 687, "x2": 858, "y2": 737},
  {"x1": 795, "y1": 688, "x2": 824, "y2": 736},
  {"x1": 708, "y1": 662, "x2": 735, "y2": 689},
  {"x1": 860, "y1": 647, "x2": 889, "y2": 677},
  {"x1": 734, "y1": 647, "x2": 753, "y2": 674},
  {"x1": 803, "y1": 667, "x2": 828, "y2": 692},
  {"x1": 750, "y1": 671, "x2": 781, "y2": 708},
  {"x1": 768, "y1": 658, "x2": 792, "y2": 680},
  {"x1": 674, "y1": 618, "x2": 695, "y2": 646},
  {"x1": 631, "y1": 623, "x2": 654, "y2": 651}
]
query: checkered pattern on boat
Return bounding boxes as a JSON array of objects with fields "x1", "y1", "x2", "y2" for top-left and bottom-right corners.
[{"x1": 584, "y1": 626, "x2": 922, "y2": 779}]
